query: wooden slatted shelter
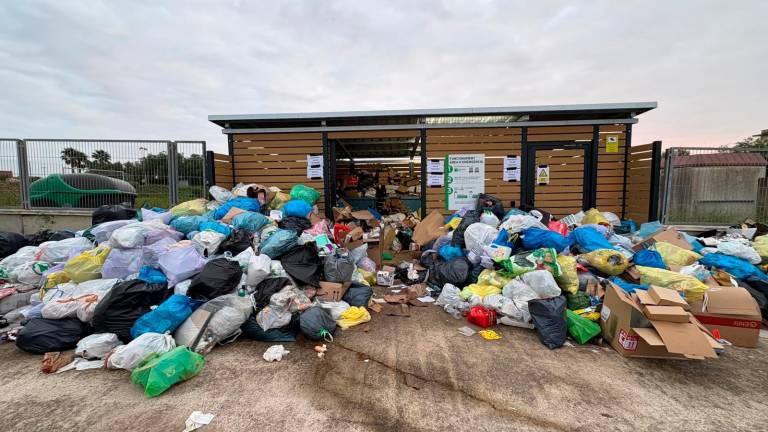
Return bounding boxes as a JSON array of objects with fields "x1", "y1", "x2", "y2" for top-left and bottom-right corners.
[{"x1": 208, "y1": 102, "x2": 661, "y2": 222}]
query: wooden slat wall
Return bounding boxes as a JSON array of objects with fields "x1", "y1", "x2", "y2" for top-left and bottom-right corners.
[
  {"x1": 213, "y1": 153, "x2": 233, "y2": 189},
  {"x1": 626, "y1": 142, "x2": 655, "y2": 223},
  {"x1": 336, "y1": 162, "x2": 419, "y2": 177},
  {"x1": 426, "y1": 128, "x2": 522, "y2": 215},
  {"x1": 596, "y1": 125, "x2": 627, "y2": 215},
  {"x1": 534, "y1": 148, "x2": 585, "y2": 217},
  {"x1": 232, "y1": 133, "x2": 324, "y2": 211}
]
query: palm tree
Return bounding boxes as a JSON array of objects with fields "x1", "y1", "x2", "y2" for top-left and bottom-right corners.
[
  {"x1": 60, "y1": 147, "x2": 88, "y2": 173},
  {"x1": 91, "y1": 150, "x2": 112, "y2": 166}
]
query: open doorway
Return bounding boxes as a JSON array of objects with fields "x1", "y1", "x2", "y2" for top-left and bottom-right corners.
[{"x1": 329, "y1": 131, "x2": 423, "y2": 217}]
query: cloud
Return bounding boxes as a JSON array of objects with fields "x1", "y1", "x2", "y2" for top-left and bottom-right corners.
[{"x1": 0, "y1": 0, "x2": 766, "y2": 153}]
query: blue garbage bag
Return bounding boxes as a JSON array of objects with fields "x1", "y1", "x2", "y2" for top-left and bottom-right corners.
[
  {"x1": 633, "y1": 249, "x2": 666, "y2": 269},
  {"x1": 170, "y1": 216, "x2": 208, "y2": 235},
  {"x1": 570, "y1": 227, "x2": 616, "y2": 252},
  {"x1": 610, "y1": 277, "x2": 650, "y2": 294},
  {"x1": 681, "y1": 232, "x2": 704, "y2": 253},
  {"x1": 231, "y1": 211, "x2": 270, "y2": 233},
  {"x1": 439, "y1": 244, "x2": 464, "y2": 261},
  {"x1": 214, "y1": 197, "x2": 260, "y2": 220},
  {"x1": 130, "y1": 294, "x2": 204, "y2": 339},
  {"x1": 492, "y1": 228, "x2": 517, "y2": 249},
  {"x1": 699, "y1": 253, "x2": 768, "y2": 281},
  {"x1": 259, "y1": 229, "x2": 298, "y2": 258},
  {"x1": 282, "y1": 200, "x2": 313, "y2": 218},
  {"x1": 502, "y1": 208, "x2": 528, "y2": 221},
  {"x1": 138, "y1": 266, "x2": 167, "y2": 285},
  {"x1": 199, "y1": 221, "x2": 232, "y2": 238},
  {"x1": 522, "y1": 228, "x2": 569, "y2": 252},
  {"x1": 240, "y1": 314, "x2": 297, "y2": 342},
  {"x1": 186, "y1": 231, "x2": 199, "y2": 240},
  {"x1": 638, "y1": 221, "x2": 663, "y2": 239}
]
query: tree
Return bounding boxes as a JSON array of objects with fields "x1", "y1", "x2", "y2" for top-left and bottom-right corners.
[
  {"x1": 732, "y1": 134, "x2": 768, "y2": 149},
  {"x1": 91, "y1": 150, "x2": 112, "y2": 165},
  {"x1": 60, "y1": 147, "x2": 88, "y2": 173}
]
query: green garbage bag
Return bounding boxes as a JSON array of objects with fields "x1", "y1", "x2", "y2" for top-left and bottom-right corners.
[
  {"x1": 130, "y1": 346, "x2": 205, "y2": 397},
  {"x1": 565, "y1": 309, "x2": 601, "y2": 345},
  {"x1": 289, "y1": 184, "x2": 321, "y2": 205},
  {"x1": 564, "y1": 291, "x2": 591, "y2": 310}
]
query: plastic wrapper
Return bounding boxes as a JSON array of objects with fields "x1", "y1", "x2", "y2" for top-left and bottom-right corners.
[
  {"x1": 170, "y1": 198, "x2": 207, "y2": 217},
  {"x1": 499, "y1": 248, "x2": 561, "y2": 277},
  {"x1": 581, "y1": 249, "x2": 629, "y2": 276},
  {"x1": 63, "y1": 245, "x2": 111, "y2": 283},
  {"x1": 555, "y1": 255, "x2": 579, "y2": 294},
  {"x1": 75, "y1": 333, "x2": 122, "y2": 359},
  {"x1": 654, "y1": 241, "x2": 702, "y2": 267},
  {"x1": 130, "y1": 346, "x2": 205, "y2": 398},
  {"x1": 520, "y1": 270, "x2": 562, "y2": 298}
]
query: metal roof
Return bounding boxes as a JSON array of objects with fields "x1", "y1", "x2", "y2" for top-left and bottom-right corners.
[
  {"x1": 671, "y1": 152, "x2": 768, "y2": 168},
  {"x1": 209, "y1": 102, "x2": 657, "y2": 128}
]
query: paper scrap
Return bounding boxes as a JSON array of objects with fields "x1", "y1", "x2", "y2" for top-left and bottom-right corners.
[
  {"x1": 183, "y1": 411, "x2": 215, "y2": 432},
  {"x1": 416, "y1": 296, "x2": 435, "y2": 303},
  {"x1": 458, "y1": 326, "x2": 476, "y2": 337}
]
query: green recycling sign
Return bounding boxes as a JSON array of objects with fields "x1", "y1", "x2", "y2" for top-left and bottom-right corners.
[{"x1": 445, "y1": 154, "x2": 485, "y2": 210}]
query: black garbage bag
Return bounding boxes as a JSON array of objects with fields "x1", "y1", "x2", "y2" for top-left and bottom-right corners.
[
  {"x1": 451, "y1": 210, "x2": 481, "y2": 249},
  {"x1": 0, "y1": 231, "x2": 28, "y2": 259},
  {"x1": 394, "y1": 265, "x2": 427, "y2": 285},
  {"x1": 419, "y1": 250, "x2": 439, "y2": 269},
  {"x1": 92, "y1": 279, "x2": 169, "y2": 342},
  {"x1": 476, "y1": 194, "x2": 505, "y2": 220},
  {"x1": 24, "y1": 229, "x2": 75, "y2": 246},
  {"x1": 396, "y1": 230, "x2": 412, "y2": 251},
  {"x1": 737, "y1": 279, "x2": 768, "y2": 320},
  {"x1": 92, "y1": 204, "x2": 136, "y2": 225},
  {"x1": 252, "y1": 277, "x2": 292, "y2": 309},
  {"x1": 428, "y1": 256, "x2": 471, "y2": 288},
  {"x1": 217, "y1": 229, "x2": 252, "y2": 255},
  {"x1": 279, "y1": 244, "x2": 322, "y2": 287},
  {"x1": 16, "y1": 318, "x2": 92, "y2": 354},
  {"x1": 278, "y1": 216, "x2": 312, "y2": 236},
  {"x1": 528, "y1": 296, "x2": 567, "y2": 349},
  {"x1": 342, "y1": 282, "x2": 374, "y2": 307},
  {"x1": 324, "y1": 253, "x2": 355, "y2": 283},
  {"x1": 465, "y1": 262, "x2": 485, "y2": 286},
  {"x1": 300, "y1": 306, "x2": 336, "y2": 341},
  {"x1": 187, "y1": 258, "x2": 243, "y2": 301},
  {"x1": 240, "y1": 313, "x2": 298, "y2": 342}
]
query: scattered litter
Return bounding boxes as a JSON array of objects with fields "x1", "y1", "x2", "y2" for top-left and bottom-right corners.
[
  {"x1": 457, "y1": 326, "x2": 476, "y2": 337},
  {"x1": 56, "y1": 358, "x2": 104, "y2": 373},
  {"x1": 263, "y1": 345, "x2": 289, "y2": 362},
  {"x1": 478, "y1": 329, "x2": 502, "y2": 340},
  {"x1": 416, "y1": 296, "x2": 435, "y2": 303},
  {"x1": 183, "y1": 411, "x2": 215, "y2": 432}
]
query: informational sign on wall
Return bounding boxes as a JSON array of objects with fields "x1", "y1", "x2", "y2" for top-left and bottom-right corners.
[
  {"x1": 427, "y1": 158, "x2": 444, "y2": 187},
  {"x1": 503, "y1": 155, "x2": 520, "y2": 182},
  {"x1": 307, "y1": 154, "x2": 323, "y2": 179},
  {"x1": 606, "y1": 135, "x2": 619, "y2": 153},
  {"x1": 536, "y1": 165, "x2": 550, "y2": 185},
  {"x1": 445, "y1": 154, "x2": 485, "y2": 210}
]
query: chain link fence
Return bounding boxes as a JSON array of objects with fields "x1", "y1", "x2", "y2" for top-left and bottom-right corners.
[
  {"x1": 0, "y1": 139, "x2": 206, "y2": 210},
  {"x1": 660, "y1": 146, "x2": 768, "y2": 225}
]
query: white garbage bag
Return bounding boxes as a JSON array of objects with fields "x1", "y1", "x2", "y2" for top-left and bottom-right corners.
[
  {"x1": 232, "y1": 247, "x2": 255, "y2": 270},
  {"x1": 246, "y1": 254, "x2": 272, "y2": 287},
  {"x1": 158, "y1": 244, "x2": 206, "y2": 287},
  {"x1": 480, "y1": 211, "x2": 501, "y2": 227},
  {"x1": 9, "y1": 261, "x2": 50, "y2": 286},
  {"x1": 101, "y1": 247, "x2": 143, "y2": 279},
  {"x1": 42, "y1": 278, "x2": 119, "y2": 322},
  {"x1": 105, "y1": 332, "x2": 176, "y2": 370},
  {"x1": 717, "y1": 241, "x2": 762, "y2": 265},
  {"x1": 36, "y1": 237, "x2": 93, "y2": 263},
  {"x1": 464, "y1": 223, "x2": 499, "y2": 256},
  {"x1": 140, "y1": 208, "x2": 172, "y2": 224},
  {"x1": 91, "y1": 220, "x2": 134, "y2": 243},
  {"x1": 520, "y1": 270, "x2": 561, "y2": 298},
  {"x1": 482, "y1": 294, "x2": 523, "y2": 319},
  {"x1": 263, "y1": 345, "x2": 289, "y2": 362},
  {"x1": 174, "y1": 279, "x2": 192, "y2": 296},
  {"x1": 191, "y1": 230, "x2": 226, "y2": 257},
  {"x1": 141, "y1": 236, "x2": 176, "y2": 266},
  {"x1": 0, "y1": 246, "x2": 40, "y2": 270},
  {"x1": 316, "y1": 300, "x2": 351, "y2": 320},
  {"x1": 501, "y1": 278, "x2": 538, "y2": 323},
  {"x1": 110, "y1": 220, "x2": 166, "y2": 249},
  {"x1": 499, "y1": 215, "x2": 547, "y2": 233},
  {"x1": 75, "y1": 333, "x2": 122, "y2": 359},
  {"x1": 209, "y1": 185, "x2": 234, "y2": 203},
  {"x1": 174, "y1": 294, "x2": 253, "y2": 354}
]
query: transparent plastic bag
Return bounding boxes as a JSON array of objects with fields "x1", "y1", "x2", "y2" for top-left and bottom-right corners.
[
  {"x1": 654, "y1": 242, "x2": 702, "y2": 267},
  {"x1": 75, "y1": 333, "x2": 122, "y2": 359},
  {"x1": 102, "y1": 247, "x2": 143, "y2": 280},
  {"x1": 106, "y1": 332, "x2": 176, "y2": 370},
  {"x1": 464, "y1": 223, "x2": 499, "y2": 256},
  {"x1": 191, "y1": 230, "x2": 226, "y2": 257},
  {"x1": 1, "y1": 246, "x2": 39, "y2": 270},
  {"x1": 717, "y1": 241, "x2": 761, "y2": 265},
  {"x1": 246, "y1": 254, "x2": 272, "y2": 287},
  {"x1": 520, "y1": 270, "x2": 561, "y2": 298},
  {"x1": 209, "y1": 185, "x2": 234, "y2": 203},
  {"x1": 158, "y1": 245, "x2": 206, "y2": 288},
  {"x1": 37, "y1": 237, "x2": 93, "y2": 263},
  {"x1": 63, "y1": 245, "x2": 112, "y2": 283}
]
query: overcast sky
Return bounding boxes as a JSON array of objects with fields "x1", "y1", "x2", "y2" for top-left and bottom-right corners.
[{"x1": 1, "y1": 1, "x2": 766, "y2": 153}]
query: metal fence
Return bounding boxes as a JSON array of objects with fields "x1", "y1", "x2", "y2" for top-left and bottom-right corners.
[
  {"x1": 0, "y1": 139, "x2": 206, "y2": 210},
  {"x1": 660, "y1": 146, "x2": 768, "y2": 225}
]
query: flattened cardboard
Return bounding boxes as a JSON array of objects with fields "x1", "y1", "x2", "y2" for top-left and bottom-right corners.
[
  {"x1": 689, "y1": 286, "x2": 762, "y2": 348},
  {"x1": 412, "y1": 210, "x2": 445, "y2": 246},
  {"x1": 343, "y1": 227, "x2": 365, "y2": 250},
  {"x1": 651, "y1": 320, "x2": 718, "y2": 359},
  {"x1": 634, "y1": 227, "x2": 692, "y2": 251},
  {"x1": 317, "y1": 281, "x2": 351, "y2": 302},
  {"x1": 649, "y1": 286, "x2": 689, "y2": 309},
  {"x1": 643, "y1": 305, "x2": 690, "y2": 323},
  {"x1": 633, "y1": 327, "x2": 665, "y2": 346},
  {"x1": 705, "y1": 287, "x2": 760, "y2": 315},
  {"x1": 635, "y1": 290, "x2": 654, "y2": 305}
]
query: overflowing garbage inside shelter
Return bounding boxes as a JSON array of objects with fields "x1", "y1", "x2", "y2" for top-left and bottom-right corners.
[{"x1": 1, "y1": 182, "x2": 767, "y2": 397}]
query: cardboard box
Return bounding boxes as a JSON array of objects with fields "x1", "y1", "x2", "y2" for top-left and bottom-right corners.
[
  {"x1": 412, "y1": 210, "x2": 446, "y2": 246},
  {"x1": 689, "y1": 286, "x2": 762, "y2": 348},
  {"x1": 643, "y1": 305, "x2": 690, "y2": 323},
  {"x1": 648, "y1": 285, "x2": 690, "y2": 309},
  {"x1": 317, "y1": 281, "x2": 351, "y2": 302},
  {"x1": 376, "y1": 266, "x2": 395, "y2": 286},
  {"x1": 633, "y1": 227, "x2": 692, "y2": 252},
  {"x1": 601, "y1": 283, "x2": 719, "y2": 360}
]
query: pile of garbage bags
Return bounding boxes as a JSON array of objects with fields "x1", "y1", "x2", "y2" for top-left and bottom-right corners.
[
  {"x1": 0, "y1": 182, "x2": 377, "y2": 397},
  {"x1": 425, "y1": 204, "x2": 768, "y2": 351}
]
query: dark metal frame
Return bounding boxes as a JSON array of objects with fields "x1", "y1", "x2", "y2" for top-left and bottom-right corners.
[
  {"x1": 205, "y1": 150, "x2": 216, "y2": 191},
  {"x1": 620, "y1": 124, "x2": 633, "y2": 219},
  {"x1": 521, "y1": 139, "x2": 597, "y2": 210},
  {"x1": 648, "y1": 140, "x2": 662, "y2": 221},
  {"x1": 420, "y1": 128, "x2": 427, "y2": 216},
  {"x1": 227, "y1": 134, "x2": 235, "y2": 185}
]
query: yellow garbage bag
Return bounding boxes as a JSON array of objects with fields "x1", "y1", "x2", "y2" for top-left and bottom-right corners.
[
  {"x1": 555, "y1": 255, "x2": 579, "y2": 294},
  {"x1": 337, "y1": 306, "x2": 371, "y2": 329},
  {"x1": 44, "y1": 270, "x2": 70, "y2": 289},
  {"x1": 753, "y1": 235, "x2": 768, "y2": 260},
  {"x1": 269, "y1": 191, "x2": 291, "y2": 210},
  {"x1": 354, "y1": 269, "x2": 375, "y2": 286},
  {"x1": 170, "y1": 198, "x2": 206, "y2": 217},
  {"x1": 445, "y1": 217, "x2": 462, "y2": 230},
  {"x1": 582, "y1": 208, "x2": 609, "y2": 226},
  {"x1": 581, "y1": 249, "x2": 628, "y2": 276},
  {"x1": 477, "y1": 269, "x2": 513, "y2": 288},
  {"x1": 635, "y1": 265, "x2": 709, "y2": 302},
  {"x1": 654, "y1": 242, "x2": 702, "y2": 267},
  {"x1": 63, "y1": 245, "x2": 111, "y2": 283},
  {"x1": 460, "y1": 283, "x2": 502, "y2": 300}
]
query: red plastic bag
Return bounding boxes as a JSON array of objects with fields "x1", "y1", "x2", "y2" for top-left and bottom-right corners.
[
  {"x1": 548, "y1": 220, "x2": 568, "y2": 236},
  {"x1": 467, "y1": 306, "x2": 497, "y2": 328},
  {"x1": 333, "y1": 223, "x2": 352, "y2": 245}
]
